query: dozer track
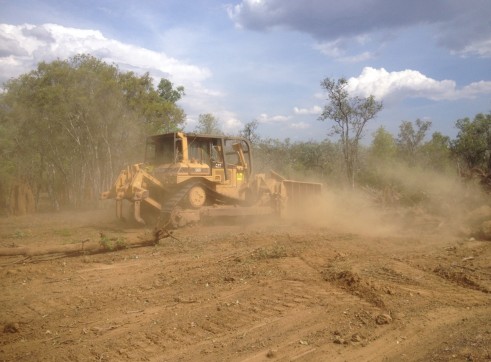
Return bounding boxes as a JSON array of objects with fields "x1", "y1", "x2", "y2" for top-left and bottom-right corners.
[
  {"x1": 158, "y1": 182, "x2": 197, "y2": 229},
  {"x1": 157, "y1": 180, "x2": 252, "y2": 229}
]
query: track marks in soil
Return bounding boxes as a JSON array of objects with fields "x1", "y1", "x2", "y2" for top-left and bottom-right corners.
[
  {"x1": 2, "y1": 220, "x2": 491, "y2": 362},
  {"x1": 432, "y1": 265, "x2": 490, "y2": 293}
]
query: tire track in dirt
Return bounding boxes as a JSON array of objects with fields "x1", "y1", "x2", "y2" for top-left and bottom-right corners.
[{"x1": 1, "y1": 218, "x2": 491, "y2": 361}]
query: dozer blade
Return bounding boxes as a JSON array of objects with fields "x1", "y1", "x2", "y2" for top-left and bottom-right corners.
[{"x1": 281, "y1": 179, "x2": 322, "y2": 210}]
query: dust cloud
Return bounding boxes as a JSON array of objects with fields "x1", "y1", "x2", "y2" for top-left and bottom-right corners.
[
  {"x1": 285, "y1": 164, "x2": 488, "y2": 238},
  {"x1": 286, "y1": 187, "x2": 400, "y2": 237}
]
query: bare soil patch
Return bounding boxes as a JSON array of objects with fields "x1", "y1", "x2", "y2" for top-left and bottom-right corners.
[{"x1": 0, "y1": 209, "x2": 490, "y2": 361}]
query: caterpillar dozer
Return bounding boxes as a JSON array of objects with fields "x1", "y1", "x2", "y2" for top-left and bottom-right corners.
[{"x1": 101, "y1": 132, "x2": 322, "y2": 229}]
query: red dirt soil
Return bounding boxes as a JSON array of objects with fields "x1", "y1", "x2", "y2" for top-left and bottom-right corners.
[{"x1": 0, "y1": 209, "x2": 490, "y2": 361}]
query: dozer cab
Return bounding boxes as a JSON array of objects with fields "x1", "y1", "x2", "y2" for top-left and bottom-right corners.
[{"x1": 101, "y1": 132, "x2": 321, "y2": 228}]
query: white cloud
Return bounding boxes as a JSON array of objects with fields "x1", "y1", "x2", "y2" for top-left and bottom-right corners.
[
  {"x1": 456, "y1": 38, "x2": 491, "y2": 58},
  {"x1": 293, "y1": 105, "x2": 322, "y2": 115},
  {"x1": 313, "y1": 39, "x2": 344, "y2": 58},
  {"x1": 256, "y1": 113, "x2": 290, "y2": 123},
  {"x1": 460, "y1": 81, "x2": 491, "y2": 97},
  {"x1": 289, "y1": 122, "x2": 310, "y2": 129},
  {"x1": 222, "y1": 117, "x2": 244, "y2": 134},
  {"x1": 346, "y1": 67, "x2": 491, "y2": 101},
  {"x1": 314, "y1": 35, "x2": 376, "y2": 62},
  {"x1": 0, "y1": 23, "x2": 212, "y2": 91},
  {"x1": 216, "y1": 110, "x2": 244, "y2": 134}
]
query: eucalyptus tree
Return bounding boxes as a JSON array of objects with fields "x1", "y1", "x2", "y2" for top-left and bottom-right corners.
[
  {"x1": 158, "y1": 78, "x2": 185, "y2": 103},
  {"x1": 319, "y1": 77, "x2": 383, "y2": 188},
  {"x1": 239, "y1": 120, "x2": 260, "y2": 144},
  {"x1": 397, "y1": 119, "x2": 432, "y2": 165},
  {"x1": 194, "y1": 113, "x2": 223, "y2": 135}
]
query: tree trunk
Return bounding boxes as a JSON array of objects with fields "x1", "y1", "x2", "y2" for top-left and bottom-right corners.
[{"x1": 8, "y1": 181, "x2": 36, "y2": 216}]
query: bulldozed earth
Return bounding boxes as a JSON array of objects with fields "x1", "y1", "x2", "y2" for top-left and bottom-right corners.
[{"x1": 0, "y1": 202, "x2": 490, "y2": 361}]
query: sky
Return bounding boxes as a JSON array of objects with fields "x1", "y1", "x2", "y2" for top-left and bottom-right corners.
[{"x1": 1, "y1": 0, "x2": 490, "y2": 142}]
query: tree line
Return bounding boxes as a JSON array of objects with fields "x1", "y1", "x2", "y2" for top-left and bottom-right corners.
[
  {"x1": 0, "y1": 54, "x2": 185, "y2": 213},
  {"x1": 246, "y1": 114, "x2": 490, "y2": 184},
  {"x1": 0, "y1": 55, "x2": 489, "y2": 214}
]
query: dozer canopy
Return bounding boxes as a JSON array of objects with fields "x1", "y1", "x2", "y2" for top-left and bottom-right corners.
[{"x1": 144, "y1": 132, "x2": 253, "y2": 177}]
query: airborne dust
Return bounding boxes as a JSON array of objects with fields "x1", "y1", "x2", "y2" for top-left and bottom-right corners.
[{"x1": 283, "y1": 164, "x2": 488, "y2": 239}]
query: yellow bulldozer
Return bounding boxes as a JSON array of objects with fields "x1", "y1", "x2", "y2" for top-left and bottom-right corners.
[{"x1": 101, "y1": 132, "x2": 322, "y2": 229}]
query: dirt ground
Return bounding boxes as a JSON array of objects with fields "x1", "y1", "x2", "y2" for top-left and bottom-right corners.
[{"x1": 0, "y1": 207, "x2": 490, "y2": 361}]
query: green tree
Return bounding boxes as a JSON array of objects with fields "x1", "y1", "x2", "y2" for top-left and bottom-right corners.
[
  {"x1": 119, "y1": 72, "x2": 186, "y2": 135},
  {"x1": 194, "y1": 113, "x2": 222, "y2": 134},
  {"x1": 253, "y1": 138, "x2": 292, "y2": 175},
  {"x1": 397, "y1": 119, "x2": 432, "y2": 165},
  {"x1": 319, "y1": 77, "x2": 383, "y2": 187},
  {"x1": 0, "y1": 54, "x2": 186, "y2": 212},
  {"x1": 369, "y1": 126, "x2": 397, "y2": 163},
  {"x1": 250, "y1": 136, "x2": 343, "y2": 183},
  {"x1": 289, "y1": 140, "x2": 339, "y2": 180},
  {"x1": 157, "y1": 78, "x2": 185, "y2": 103},
  {"x1": 452, "y1": 113, "x2": 491, "y2": 173},
  {"x1": 421, "y1": 132, "x2": 453, "y2": 172}
]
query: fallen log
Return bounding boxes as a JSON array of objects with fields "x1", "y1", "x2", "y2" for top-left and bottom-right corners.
[
  {"x1": 0, "y1": 228, "x2": 181, "y2": 259},
  {"x1": 0, "y1": 234, "x2": 161, "y2": 258}
]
